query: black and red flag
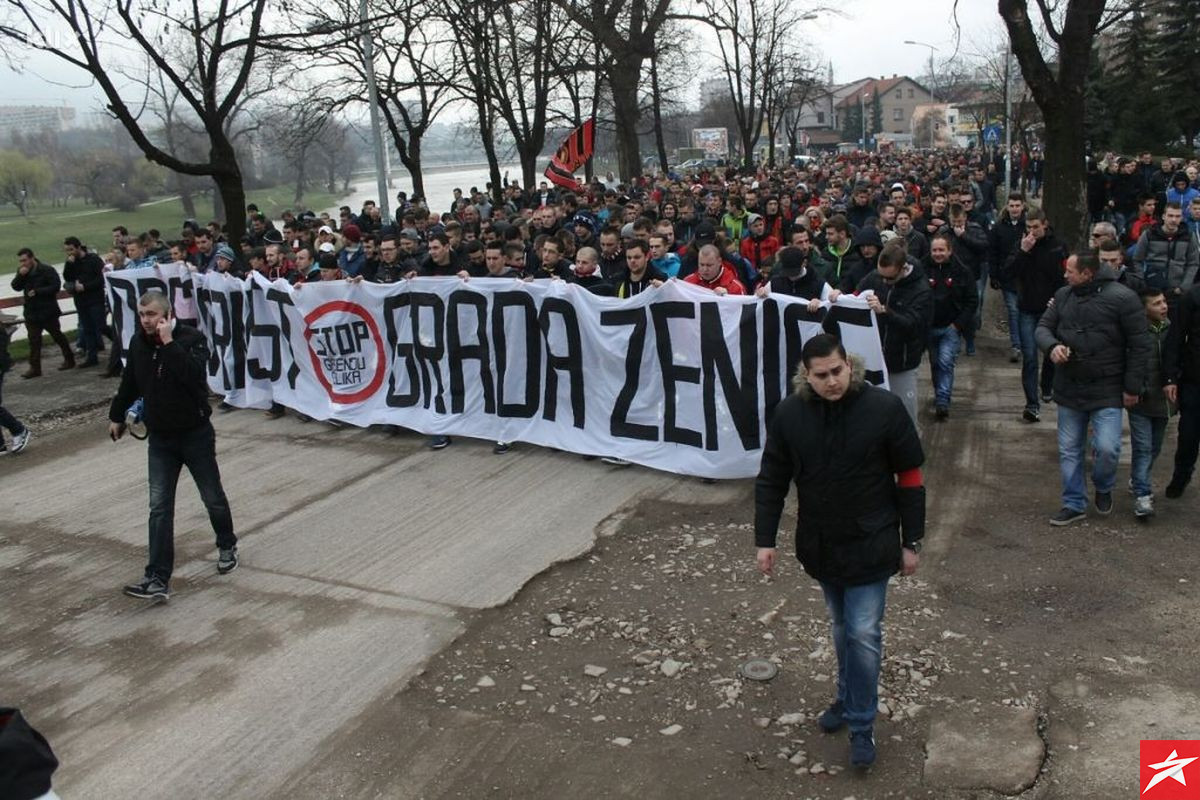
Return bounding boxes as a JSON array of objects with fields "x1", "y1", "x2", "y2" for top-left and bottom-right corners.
[{"x1": 544, "y1": 118, "x2": 595, "y2": 192}]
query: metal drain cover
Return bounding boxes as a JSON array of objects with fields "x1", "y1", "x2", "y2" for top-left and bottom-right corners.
[{"x1": 739, "y1": 658, "x2": 779, "y2": 681}]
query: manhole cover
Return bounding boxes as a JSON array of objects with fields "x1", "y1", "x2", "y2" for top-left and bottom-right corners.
[{"x1": 739, "y1": 658, "x2": 779, "y2": 681}]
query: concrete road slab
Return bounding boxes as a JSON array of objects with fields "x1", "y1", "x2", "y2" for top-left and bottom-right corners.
[{"x1": 0, "y1": 407, "x2": 723, "y2": 798}]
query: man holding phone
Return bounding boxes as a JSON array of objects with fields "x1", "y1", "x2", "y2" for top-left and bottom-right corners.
[{"x1": 108, "y1": 290, "x2": 238, "y2": 601}]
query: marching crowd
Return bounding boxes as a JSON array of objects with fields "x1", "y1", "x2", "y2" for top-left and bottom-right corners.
[
  {"x1": 3, "y1": 146, "x2": 1200, "y2": 774},
  {"x1": 3, "y1": 148, "x2": 1200, "y2": 518}
]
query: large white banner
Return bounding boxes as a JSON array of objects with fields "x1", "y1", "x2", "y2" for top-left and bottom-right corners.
[{"x1": 106, "y1": 264, "x2": 888, "y2": 479}]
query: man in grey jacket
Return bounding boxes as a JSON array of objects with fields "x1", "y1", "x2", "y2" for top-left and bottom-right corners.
[
  {"x1": 1036, "y1": 252, "x2": 1152, "y2": 525},
  {"x1": 1132, "y1": 202, "x2": 1199, "y2": 308}
]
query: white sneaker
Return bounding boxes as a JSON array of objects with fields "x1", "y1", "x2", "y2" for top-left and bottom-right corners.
[
  {"x1": 600, "y1": 456, "x2": 631, "y2": 466},
  {"x1": 1134, "y1": 494, "x2": 1155, "y2": 518},
  {"x1": 10, "y1": 428, "x2": 30, "y2": 453}
]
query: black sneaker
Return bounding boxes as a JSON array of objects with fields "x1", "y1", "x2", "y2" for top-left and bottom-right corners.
[
  {"x1": 1165, "y1": 478, "x2": 1188, "y2": 499},
  {"x1": 1041, "y1": 391, "x2": 1054, "y2": 404},
  {"x1": 1049, "y1": 507, "x2": 1086, "y2": 526},
  {"x1": 849, "y1": 729, "x2": 876, "y2": 769},
  {"x1": 10, "y1": 428, "x2": 30, "y2": 453},
  {"x1": 218, "y1": 547, "x2": 238, "y2": 574},
  {"x1": 1022, "y1": 408, "x2": 1040, "y2": 423},
  {"x1": 428, "y1": 435, "x2": 451, "y2": 450},
  {"x1": 1094, "y1": 491, "x2": 1113, "y2": 515},
  {"x1": 818, "y1": 701, "x2": 846, "y2": 733},
  {"x1": 934, "y1": 405, "x2": 949, "y2": 420},
  {"x1": 218, "y1": 401, "x2": 235, "y2": 413},
  {"x1": 123, "y1": 577, "x2": 169, "y2": 600},
  {"x1": 493, "y1": 441, "x2": 510, "y2": 454}
]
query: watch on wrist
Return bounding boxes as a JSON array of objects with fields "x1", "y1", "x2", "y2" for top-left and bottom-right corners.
[{"x1": 903, "y1": 541, "x2": 922, "y2": 554}]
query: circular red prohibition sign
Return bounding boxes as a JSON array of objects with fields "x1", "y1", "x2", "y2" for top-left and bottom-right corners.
[{"x1": 303, "y1": 300, "x2": 387, "y2": 404}]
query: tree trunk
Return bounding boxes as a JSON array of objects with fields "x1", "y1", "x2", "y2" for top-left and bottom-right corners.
[
  {"x1": 395, "y1": 134, "x2": 426, "y2": 200},
  {"x1": 293, "y1": 157, "x2": 307, "y2": 207},
  {"x1": 649, "y1": 51, "x2": 670, "y2": 173},
  {"x1": 210, "y1": 138, "x2": 246, "y2": 241},
  {"x1": 520, "y1": 142, "x2": 539, "y2": 192},
  {"x1": 1042, "y1": 99, "x2": 1088, "y2": 249},
  {"x1": 478, "y1": 114, "x2": 504, "y2": 204},
  {"x1": 609, "y1": 56, "x2": 643, "y2": 183},
  {"x1": 179, "y1": 187, "x2": 197, "y2": 220}
]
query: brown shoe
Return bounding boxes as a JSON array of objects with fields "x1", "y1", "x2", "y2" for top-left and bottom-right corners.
[
  {"x1": 57, "y1": 361, "x2": 75, "y2": 371},
  {"x1": 21, "y1": 369, "x2": 41, "y2": 379}
]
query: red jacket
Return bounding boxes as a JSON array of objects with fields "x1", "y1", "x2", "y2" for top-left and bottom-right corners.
[
  {"x1": 684, "y1": 265, "x2": 746, "y2": 294},
  {"x1": 740, "y1": 234, "x2": 781, "y2": 268}
]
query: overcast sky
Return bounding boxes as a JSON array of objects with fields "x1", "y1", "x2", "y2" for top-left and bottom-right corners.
[{"x1": 0, "y1": 0, "x2": 1003, "y2": 115}]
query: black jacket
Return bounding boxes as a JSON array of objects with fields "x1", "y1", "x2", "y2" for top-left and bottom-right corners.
[
  {"x1": 62, "y1": 250, "x2": 106, "y2": 308},
  {"x1": 922, "y1": 256, "x2": 978, "y2": 331},
  {"x1": 1035, "y1": 265, "x2": 1152, "y2": 411},
  {"x1": 108, "y1": 323, "x2": 213, "y2": 434},
  {"x1": 937, "y1": 221, "x2": 989, "y2": 282},
  {"x1": 10, "y1": 261, "x2": 62, "y2": 323},
  {"x1": 856, "y1": 264, "x2": 933, "y2": 372},
  {"x1": 1004, "y1": 231, "x2": 1067, "y2": 314},
  {"x1": 755, "y1": 373, "x2": 925, "y2": 586},
  {"x1": 897, "y1": 228, "x2": 929, "y2": 263},
  {"x1": 1165, "y1": 283, "x2": 1200, "y2": 387},
  {"x1": 766, "y1": 267, "x2": 828, "y2": 300},
  {"x1": 988, "y1": 214, "x2": 1026, "y2": 290}
]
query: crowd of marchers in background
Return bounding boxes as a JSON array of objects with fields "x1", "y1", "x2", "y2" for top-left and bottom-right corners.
[{"x1": 4, "y1": 147, "x2": 1200, "y2": 520}]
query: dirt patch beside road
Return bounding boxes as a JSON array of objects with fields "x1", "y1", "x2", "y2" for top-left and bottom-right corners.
[{"x1": 281, "y1": 339, "x2": 1200, "y2": 799}]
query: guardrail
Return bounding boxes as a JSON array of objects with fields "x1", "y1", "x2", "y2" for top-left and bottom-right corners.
[{"x1": 0, "y1": 291, "x2": 77, "y2": 326}]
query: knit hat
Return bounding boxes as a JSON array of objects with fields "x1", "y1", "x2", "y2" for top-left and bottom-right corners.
[
  {"x1": 776, "y1": 247, "x2": 805, "y2": 276},
  {"x1": 214, "y1": 243, "x2": 236, "y2": 262},
  {"x1": 341, "y1": 223, "x2": 361, "y2": 243}
]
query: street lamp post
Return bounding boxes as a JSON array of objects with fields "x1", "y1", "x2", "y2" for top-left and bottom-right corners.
[
  {"x1": 360, "y1": 0, "x2": 390, "y2": 222},
  {"x1": 861, "y1": 92, "x2": 868, "y2": 152},
  {"x1": 904, "y1": 39, "x2": 938, "y2": 149}
]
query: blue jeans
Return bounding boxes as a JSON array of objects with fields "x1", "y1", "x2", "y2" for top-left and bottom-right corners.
[
  {"x1": 0, "y1": 370, "x2": 26, "y2": 437},
  {"x1": 1017, "y1": 311, "x2": 1054, "y2": 411},
  {"x1": 1002, "y1": 290, "x2": 1021, "y2": 349},
  {"x1": 820, "y1": 578, "x2": 889, "y2": 733},
  {"x1": 147, "y1": 421, "x2": 237, "y2": 583},
  {"x1": 1056, "y1": 405, "x2": 1123, "y2": 511},
  {"x1": 1128, "y1": 411, "x2": 1167, "y2": 497},
  {"x1": 76, "y1": 303, "x2": 106, "y2": 362},
  {"x1": 927, "y1": 325, "x2": 960, "y2": 407}
]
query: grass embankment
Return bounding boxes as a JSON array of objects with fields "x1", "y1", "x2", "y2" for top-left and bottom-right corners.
[{"x1": 0, "y1": 185, "x2": 347, "y2": 276}]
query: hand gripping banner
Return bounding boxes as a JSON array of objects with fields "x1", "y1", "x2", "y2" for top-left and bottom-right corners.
[{"x1": 106, "y1": 265, "x2": 888, "y2": 479}]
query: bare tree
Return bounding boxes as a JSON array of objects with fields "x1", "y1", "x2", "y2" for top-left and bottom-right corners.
[
  {"x1": 0, "y1": 0, "x2": 360, "y2": 241},
  {"x1": 680, "y1": 0, "x2": 807, "y2": 167},
  {"x1": 764, "y1": 51, "x2": 816, "y2": 166},
  {"x1": 996, "y1": 0, "x2": 1131, "y2": 247},
  {"x1": 553, "y1": 0, "x2": 675, "y2": 182},
  {"x1": 312, "y1": 0, "x2": 456, "y2": 200}
]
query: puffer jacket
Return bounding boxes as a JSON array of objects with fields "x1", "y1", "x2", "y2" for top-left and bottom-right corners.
[
  {"x1": 1132, "y1": 223, "x2": 1199, "y2": 295},
  {"x1": 1035, "y1": 265, "x2": 1152, "y2": 411},
  {"x1": 754, "y1": 358, "x2": 925, "y2": 586},
  {"x1": 1131, "y1": 320, "x2": 1171, "y2": 419},
  {"x1": 856, "y1": 263, "x2": 932, "y2": 372}
]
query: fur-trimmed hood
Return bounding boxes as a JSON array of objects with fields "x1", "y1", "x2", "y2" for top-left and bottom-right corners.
[{"x1": 793, "y1": 353, "x2": 868, "y2": 400}]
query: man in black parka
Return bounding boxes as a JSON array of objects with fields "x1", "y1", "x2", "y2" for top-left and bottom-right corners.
[
  {"x1": 754, "y1": 334, "x2": 926, "y2": 771},
  {"x1": 108, "y1": 290, "x2": 239, "y2": 601}
]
